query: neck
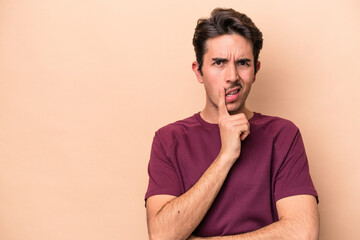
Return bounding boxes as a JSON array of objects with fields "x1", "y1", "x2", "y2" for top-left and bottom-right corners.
[{"x1": 200, "y1": 107, "x2": 254, "y2": 124}]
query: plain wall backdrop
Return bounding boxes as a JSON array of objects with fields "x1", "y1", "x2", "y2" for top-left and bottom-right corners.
[{"x1": 1, "y1": 0, "x2": 359, "y2": 239}]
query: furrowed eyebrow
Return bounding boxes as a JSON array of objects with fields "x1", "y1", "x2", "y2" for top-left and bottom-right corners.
[
  {"x1": 211, "y1": 58, "x2": 251, "y2": 63},
  {"x1": 212, "y1": 58, "x2": 228, "y2": 62},
  {"x1": 236, "y1": 58, "x2": 251, "y2": 63}
]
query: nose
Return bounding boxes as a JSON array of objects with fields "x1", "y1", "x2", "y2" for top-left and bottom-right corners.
[{"x1": 225, "y1": 62, "x2": 238, "y2": 83}]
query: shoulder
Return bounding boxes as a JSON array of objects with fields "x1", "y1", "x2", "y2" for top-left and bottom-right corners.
[
  {"x1": 251, "y1": 113, "x2": 307, "y2": 163},
  {"x1": 154, "y1": 113, "x2": 202, "y2": 148},
  {"x1": 251, "y1": 112, "x2": 299, "y2": 141}
]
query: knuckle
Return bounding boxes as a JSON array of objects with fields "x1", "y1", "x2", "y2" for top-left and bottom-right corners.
[{"x1": 218, "y1": 119, "x2": 226, "y2": 126}]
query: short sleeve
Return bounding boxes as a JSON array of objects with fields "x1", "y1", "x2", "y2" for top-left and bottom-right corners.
[
  {"x1": 274, "y1": 130, "x2": 318, "y2": 203},
  {"x1": 145, "y1": 132, "x2": 182, "y2": 202}
]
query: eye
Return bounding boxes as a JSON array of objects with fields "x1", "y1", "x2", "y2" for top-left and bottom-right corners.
[
  {"x1": 214, "y1": 60, "x2": 223, "y2": 66},
  {"x1": 237, "y1": 60, "x2": 250, "y2": 66}
]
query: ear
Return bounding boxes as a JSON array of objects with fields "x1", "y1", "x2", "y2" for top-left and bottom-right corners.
[
  {"x1": 253, "y1": 61, "x2": 261, "y2": 83},
  {"x1": 192, "y1": 61, "x2": 204, "y2": 84}
]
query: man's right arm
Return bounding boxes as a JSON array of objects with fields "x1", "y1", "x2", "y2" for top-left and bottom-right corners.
[
  {"x1": 146, "y1": 89, "x2": 250, "y2": 240},
  {"x1": 146, "y1": 153, "x2": 234, "y2": 240}
]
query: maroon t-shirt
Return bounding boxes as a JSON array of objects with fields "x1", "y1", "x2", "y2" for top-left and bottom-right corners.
[{"x1": 145, "y1": 112, "x2": 318, "y2": 236}]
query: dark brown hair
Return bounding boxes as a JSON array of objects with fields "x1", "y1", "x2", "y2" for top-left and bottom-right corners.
[{"x1": 193, "y1": 8, "x2": 263, "y2": 74}]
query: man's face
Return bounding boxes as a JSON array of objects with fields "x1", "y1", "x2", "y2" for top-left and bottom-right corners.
[{"x1": 193, "y1": 34, "x2": 259, "y2": 116}]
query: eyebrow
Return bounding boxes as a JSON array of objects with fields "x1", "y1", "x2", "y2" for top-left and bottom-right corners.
[
  {"x1": 212, "y1": 58, "x2": 228, "y2": 62},
  {"x1": 236, "y1": 58, "x2": 251, "y2": 63},
  {"x1": 211, "y1": 57, "x2": 252, "y2": 62}
]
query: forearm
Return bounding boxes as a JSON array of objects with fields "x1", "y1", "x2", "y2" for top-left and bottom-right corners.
[
  {"x1": 191, "y1": 220, "x2": 304, "y2": 240},
  {"x1": 148, "y1": 154, "x2": 234, "y2": 240},
  {"x1": 190, "y1": 196, "x2": 320, "y2": 240}
]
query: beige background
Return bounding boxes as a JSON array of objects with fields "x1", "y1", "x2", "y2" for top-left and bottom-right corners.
[{"x1": 1, "y1": 0, "x2": 359, "y2": 239}]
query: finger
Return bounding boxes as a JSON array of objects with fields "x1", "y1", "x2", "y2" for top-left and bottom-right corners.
[
  {"x1": 230, "y1": 121, "x2": 250, "y2": 140},
  {"x1": 240, "y1": 130, "x2": 250, "y2": 141},
  {"x1": 218, "y1": 88, "x2": 229, "y2": 117},
  {"x1": 224, "y1": 120, "x2": 250, "y2": 137},
  {"x1": 240, "y1": 125, "x2": 250, "y2": 140}
]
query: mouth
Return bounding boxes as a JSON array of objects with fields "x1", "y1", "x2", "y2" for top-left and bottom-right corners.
[
  {"x1": 225, "y1": 87, "x2": 241, "y2": 103},
  {"x1": 225, "y1": 87, "x2": 241, "y2": 96}
]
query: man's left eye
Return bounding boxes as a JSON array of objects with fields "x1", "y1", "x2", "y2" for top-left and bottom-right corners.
[{"x1": 238, "y1": 60, "x2": 250, "y2": 66}]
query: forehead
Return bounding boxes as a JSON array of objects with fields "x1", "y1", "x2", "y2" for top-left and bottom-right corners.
[{"x1": 205, "y1": 34, "x2": 253, "y2": 59}]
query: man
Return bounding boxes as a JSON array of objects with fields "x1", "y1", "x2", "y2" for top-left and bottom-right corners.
[{"x1": 145, "y1": 8, "x2": 319, "y2": 240}]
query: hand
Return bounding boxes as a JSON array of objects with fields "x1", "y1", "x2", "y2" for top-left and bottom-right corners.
[{"x1": 217, "y1": 88, "x2": 250, "y2": 162}]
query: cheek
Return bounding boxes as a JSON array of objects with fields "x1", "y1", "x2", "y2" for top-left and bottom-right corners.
[
  {"x1": 239, "y1": 71, "x2": 254, "y2": 83},
  {"x1": 204, "y1": 81, "x2": 217, "y2": 95},
  {"x1": 203, "y1": 73, "x2": 220, "y2": 88},
  {"x1": 203, "y1": 81, "x2": 220, "y2": 101}
]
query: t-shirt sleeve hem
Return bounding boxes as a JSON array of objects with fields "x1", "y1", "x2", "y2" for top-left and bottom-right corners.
[
  {"x1": 145, "y1": 189, "x2": 181, "y2": 201},
  {"x1": 275, "y1": 188, "x2": 319, "y2": 204}
]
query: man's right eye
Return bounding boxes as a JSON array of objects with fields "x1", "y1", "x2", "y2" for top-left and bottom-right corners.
[{"x1": 214, "y1": 61, "x2": 222, "y2": 65}]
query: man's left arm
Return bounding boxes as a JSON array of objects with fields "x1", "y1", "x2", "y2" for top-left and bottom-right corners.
[{"x1": 189, "y1": 194, "x2": 319, "y2": 240}]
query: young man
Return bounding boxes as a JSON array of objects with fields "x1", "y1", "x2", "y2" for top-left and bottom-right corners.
[{"x1": 145, "y1": 8, "x2": 319, "y2": 240}]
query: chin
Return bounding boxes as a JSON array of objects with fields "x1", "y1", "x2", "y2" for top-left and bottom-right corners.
[
  {"x1": 227, "y1": 107, "x2": 241, "y2": 115},
  {"x1": 227, "y1": 102, "x2": 244, "y2": 114}
]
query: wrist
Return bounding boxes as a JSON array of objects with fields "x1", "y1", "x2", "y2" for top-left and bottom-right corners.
[{"x1": 216, "y1": 152, "x2": 237, "y2": 169}]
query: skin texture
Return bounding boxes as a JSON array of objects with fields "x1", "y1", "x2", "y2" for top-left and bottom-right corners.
[{"x1": 146, "y1": 34, "x2": 319, "y2": 240}]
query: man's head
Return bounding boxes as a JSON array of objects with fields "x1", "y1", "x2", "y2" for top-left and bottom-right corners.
[
  {"x1": 193, "y1": 8, "x2": 263, "y2": 75},
  {"x1": 192, "y1": 8, "x2": 264, "y2": 119}
]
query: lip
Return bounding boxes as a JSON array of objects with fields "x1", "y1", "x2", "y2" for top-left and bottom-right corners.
[
  {"x1": 225, "y1": 87, "x2": 241, "y2": 96},
  {"x1": 225, "y1": 87, "x2": 241, "y2": 103}
]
